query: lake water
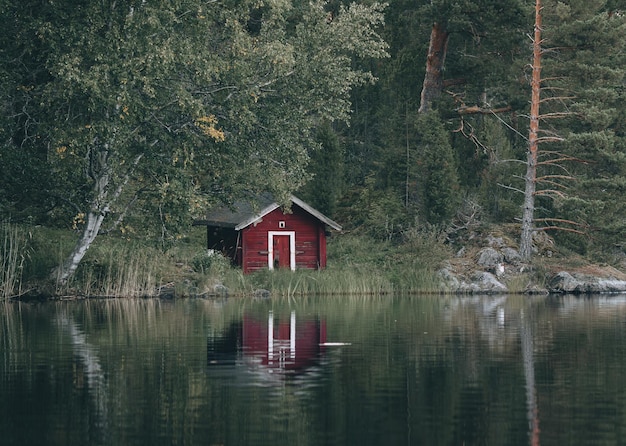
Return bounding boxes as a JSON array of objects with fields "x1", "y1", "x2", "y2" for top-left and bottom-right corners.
[{"x1": 2, "y1": 294, "x2": 626, "y2": 445}]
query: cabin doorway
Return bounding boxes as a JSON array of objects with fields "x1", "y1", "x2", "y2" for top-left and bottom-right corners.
[{"x1": 268, "y1": 231, "x2": 296, "y2": 271}]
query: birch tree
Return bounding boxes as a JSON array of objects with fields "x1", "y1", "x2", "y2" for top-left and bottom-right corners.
[{"x1": 3, "y1": 0, "x2": 388, "y2": 284}]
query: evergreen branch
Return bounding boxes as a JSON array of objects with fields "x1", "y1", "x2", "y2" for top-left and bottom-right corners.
[{"x1": 193, "y1": 85, "x2": 239, "y2": 95}]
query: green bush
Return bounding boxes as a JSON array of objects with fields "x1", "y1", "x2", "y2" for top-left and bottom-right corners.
[{"x1": 191, "y1": 250, "x2": 231, "y2": 276}]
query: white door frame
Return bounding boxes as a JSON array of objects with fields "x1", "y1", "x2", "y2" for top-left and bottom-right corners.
[{"x1": 267, "y1": 231, "x2": 296, "y2": 271}]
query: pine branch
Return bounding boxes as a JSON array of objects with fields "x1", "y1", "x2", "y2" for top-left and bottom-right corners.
[
  {"x1": 457, "y1": 105, "x2": 512, "y2": 115},
  {"x1": 536, "y1": 174, "x2": 575, "y2": 182},
  {"x1": 536, "y1": 136, "x2": 565, "y2": 143},
  {"x1": 536, "y1": 226, "x2": 586, "y2": 235},
  {"x1": 535, "y1": 217, "x2": 587, "y2": 227},
  {"x1": 539, "y1": 96, "x2": 576, "y2": 103},
  {"x1": 534, "y1": 189, "x2": 567, "y2": 199},
  {"x1": 539, "y1": 112, "x2": 574, "y2": 119},
  {"x1": 497, "y1": 183, "x2": 525, "y2": 194}
]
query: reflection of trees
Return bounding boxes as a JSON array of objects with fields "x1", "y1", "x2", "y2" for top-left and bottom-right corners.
[
  {"x1": 521, "y1": 309, "x2": 540, "y2": 446},
  {"x1": 55, "y1": 312, "x2": 108, "y2": 436},
  {"x1": 1, "y1": 302, "x2": 25, "y2": 359},
  {"x1": 5, "y1": 295, "x2": 626, "y2": 445}
]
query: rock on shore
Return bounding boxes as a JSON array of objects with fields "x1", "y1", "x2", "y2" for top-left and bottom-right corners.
[
  {"x1": 438, "y1": 231, "x2": 626, "y2": 295},
  {"x1": 548, "y1": 271, "x2": 626, "y2": 294}
]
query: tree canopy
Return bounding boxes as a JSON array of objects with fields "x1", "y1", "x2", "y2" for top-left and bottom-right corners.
[
  {"x1": 0, "y1": 0, "x2": 388, "y2": 282},
  {"x1": 2, "y1": 0, "x2": 626, "y2": 279}
]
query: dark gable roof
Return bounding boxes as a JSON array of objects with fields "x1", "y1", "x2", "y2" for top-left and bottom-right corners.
[{"x1": 201, "y1": 195, "x2": 342, "y2": 232}]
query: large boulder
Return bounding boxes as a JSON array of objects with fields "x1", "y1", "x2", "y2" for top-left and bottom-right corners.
[
  {"x1": 548, "y1": 271, "x2": 626, "y2": 293},
  {"x1": 548, "y1": 272, "x2": 581, "y2": 293},
  {"x1": 471, "y1": 271, "x2": 508, "y2": 292},
  {"x1": 437, "y1": 267, "x2": 461, "y2": 291},
  {"x1": 457, "y1": 271, "x2": 508, "y2": 294},
  {"x1": 502, "y1": 247, "x2": 522, "y2": 265},
  {"x1": 476, "y1": 248, "x2": 503, "y2": 269},
  {"x1": 437, "y1": 268, "x2": 507, "y2": 294}
]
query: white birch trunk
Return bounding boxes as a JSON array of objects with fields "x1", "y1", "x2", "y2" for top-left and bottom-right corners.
[
  {"x1": 55, "y1": 210, "x2": 107, "y2": 286},
  {"x1": 54, "y1": 170, "x2": 110, "y2": 285}
]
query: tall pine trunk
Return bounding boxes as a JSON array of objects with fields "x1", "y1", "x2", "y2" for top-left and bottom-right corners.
[
  {"x1": 418, "y1": 22, "x2": 449, "y2": 114},
  {"x1": 519, "y1": 0, "x2": 543, "y2": 261}
]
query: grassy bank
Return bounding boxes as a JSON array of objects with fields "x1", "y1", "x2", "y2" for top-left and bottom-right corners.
[{"x1": 1, "y1": 223, "x2": 451, "y2": 299}]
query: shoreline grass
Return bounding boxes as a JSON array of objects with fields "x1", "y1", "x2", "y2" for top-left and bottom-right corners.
[
  {"x1": 5, "y1": 225, "x2": 453, "y2": 299},
  {"x1": 2, "y1": 224, "x2": 560, "y2": 300},
  {"x1": 1, "y1": 223, "x2": 31, "y2": 299}
]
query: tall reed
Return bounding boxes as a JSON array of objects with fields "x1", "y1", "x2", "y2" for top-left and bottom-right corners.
[
  {"x1": 0, "y1": 224, "x2": 30, "y2": 299},
  {"x1": 74, "y1": 241, "x2": 162, "y2": 297}
]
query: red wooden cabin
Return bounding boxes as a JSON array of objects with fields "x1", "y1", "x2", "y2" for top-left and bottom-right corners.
[{"x1": 197, "y1": 195, "x2": 341, "y2": 273}]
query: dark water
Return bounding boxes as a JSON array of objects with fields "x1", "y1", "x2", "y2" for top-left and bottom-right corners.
[{"x1": 2, "y1": 294, "x2": 626, "y2": 446}]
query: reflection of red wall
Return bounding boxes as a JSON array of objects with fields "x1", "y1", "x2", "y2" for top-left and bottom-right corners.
[{"x1": 242, "y1": 313, "x2": 327, "y2": 371}]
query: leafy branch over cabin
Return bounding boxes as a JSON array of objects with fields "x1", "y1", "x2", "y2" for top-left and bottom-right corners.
[{"x1": 195, "y1": 195, "x2": 342, "y2": 273}]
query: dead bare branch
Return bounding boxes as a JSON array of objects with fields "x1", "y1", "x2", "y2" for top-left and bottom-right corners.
[
  {"x1": 539, "y1": 112, "x2": 574, "y2": 119},
  {"x1": 497, "y1": 183, "x2": 525, "y2": 194},
  {"x1": 536, "y1": 136, "x2": 565, "y2": 143},
  {"x1": 536, "y1": 174, "x2": 576, "y2": 182},
  {"x1": 535, "y1": 217, "x2": 586, "y2": 227},
  {"x1": 457, "y1": 105, "x2": 512, "y2": 115},
  {"x1": 536, "y1": 226, "x2": 586, "y2": 235},
  {"x1": 539, "y1": 96, "x2": 576, "y2": 103},
  {"x1": 534, "y1": 189, "x2": 567, "y2": 199}
]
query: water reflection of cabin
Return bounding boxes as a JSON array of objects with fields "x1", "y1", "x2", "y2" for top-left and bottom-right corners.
[
  {"x1": 207, "y1": 311, "x2": 327, "y2": 372},
  {"x1": 195, "y1": 195, "x2": 342, "y2": 273}
]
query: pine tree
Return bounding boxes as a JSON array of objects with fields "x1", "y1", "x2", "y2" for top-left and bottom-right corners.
[
  {"x1": 527, "y1": 1, "x2": 626, "y2": 257},
  {"x1": 416, "y1": 112, "x2": 461, "y2": 224},
  {"x1": 298, "y1": 122, "x2": 344, "y2": 217}
]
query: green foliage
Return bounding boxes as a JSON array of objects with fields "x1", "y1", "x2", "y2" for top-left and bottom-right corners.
[
  {"x1": 297, "y1": 122, "x2": 344, "y2": 217},
  {"x1": 0, "y1": 0, "x2": 389, "y2": 280},
  {"x1": 532, "y1": 3, "x2": 626, "y2": 256},
  {"x1": 475, "y1": 117, "x2": 524, "y2": 222},
  {"x1": 416, "y1": 113, "x2": 461, "y2": 224},
  {"x1": 241, "y1": 231, "x2": 447, "y2": 295},
  {"x1": 351, "y1": 176, "x2": 411, "y2": 241},
  {"x1": 3, "y1": 0, "x2": 626, "y2": 283},
  {"x1": 191, "y1": 250, "x2": 231, "y2": 277}
]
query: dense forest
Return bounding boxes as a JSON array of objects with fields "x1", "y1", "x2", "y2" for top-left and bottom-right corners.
[{"x1": 1, "y1": 0, "x2": 625, "y2": 285}]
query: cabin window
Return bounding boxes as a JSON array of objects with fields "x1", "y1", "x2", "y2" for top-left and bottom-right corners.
[{"x1": 278, "y1": 221, "x2": 286, "y2": 229}]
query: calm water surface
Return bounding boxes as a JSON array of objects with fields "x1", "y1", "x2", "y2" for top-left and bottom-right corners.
[{"x1": 2, "y1": 294, "x2": 626, "y2": 445}]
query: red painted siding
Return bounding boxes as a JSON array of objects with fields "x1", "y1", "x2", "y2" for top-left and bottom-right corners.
[{"x1": 241, "y1": 205, "x2": 325, "y2": 273}]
